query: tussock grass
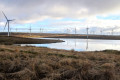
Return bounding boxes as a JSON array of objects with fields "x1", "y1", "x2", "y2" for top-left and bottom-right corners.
[{"x1": 0, "y1": 45, "x2": 119, "y2": 80}]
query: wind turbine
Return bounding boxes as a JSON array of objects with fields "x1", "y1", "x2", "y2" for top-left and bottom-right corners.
[
  {"x1": 86, "y1": 27, "x2": 89, "y2": 39},
  {"x1": 29, "y1": 25, "x2": 32, "y2": 36},
  {"x1": 100, "y1": 30, "x2": 103, "y2": 35},
  {"x1": 40, "y1": 28, "x2": 42, "y2": 33},
  {"x1": 2, "y1": 11, "x2": 15, "y2": 36},
  {"x1": 75, "y1": 27, "x2": 77, "y2": 34},
  {"x1": 111, "y1": 29, "x2": 114, "y2": 35},
  {"x1": 66, "y1": 28, "x2": 70, "y2": 34},
  {"x1": 16, "y1": 28, "x2": 17, "y2": 33}
]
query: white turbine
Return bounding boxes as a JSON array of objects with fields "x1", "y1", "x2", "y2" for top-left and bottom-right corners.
[
  {"x1": 86, "y1": 27, "x2": 89, "y2": 39},
  {"x1": 2, "y1": 11, "x2": 15, "y2": 36},
  {"x1": 29, "y1": 25, "x2": 32, "y2": 36},
  {"x1": 16, "y1": 28, "x2": 17, "y2": 33},
  {"x1": 75, "y1": 27, "x2": 77, "y2": 34},
  {"x1": 100, "y1": 30, "x2": 103, "y2": 35}
]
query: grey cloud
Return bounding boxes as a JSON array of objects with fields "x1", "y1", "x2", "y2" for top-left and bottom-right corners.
[{"x1": 0, "y1": 0, "x2": 120, "y2": 24}]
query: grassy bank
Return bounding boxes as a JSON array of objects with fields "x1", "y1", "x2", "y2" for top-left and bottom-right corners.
[
  {"x1": 0, "y1": 36, "x2": 63, "y2": 45},
  {"x1": 46, "y1": 34, "x2": 120, "y2": 40},
  {"x1": 1, "y1": 32, "x2": 120, "y2": 40},
  {"x1": 0, "y1": 45, "x2": 119, "y2": 80}
]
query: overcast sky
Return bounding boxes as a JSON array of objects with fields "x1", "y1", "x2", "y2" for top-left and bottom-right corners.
[{"x1": 0, "y1": 0, "x2": 120, "y2": 33}]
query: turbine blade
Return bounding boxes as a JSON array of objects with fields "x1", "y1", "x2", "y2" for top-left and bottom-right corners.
[
  {"x1": 2, "y1": 11, "x2": 8, "y2": 20},
  {"x1": 3, "y1": 22, "x2": 8, "y2": 31}
]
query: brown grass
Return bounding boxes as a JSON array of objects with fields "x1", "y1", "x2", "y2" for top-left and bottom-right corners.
[
  {"x1": 0, "y1": 45, "x2": 119, "y2": 80},
  {"x1": 0, "y1": 36, "x2": 63, "y2": 45}
]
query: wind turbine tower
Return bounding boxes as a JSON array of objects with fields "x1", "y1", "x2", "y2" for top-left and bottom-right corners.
[
  {"x1": 100, "y1": 30, "x2": 103, "y2": 35},
  {"x1": 16, "y1": 28, "x2": 17, "y2": 33},
  {"x1": 92, "y1": 31, "x2": 95, "y2": 35},
  {"x1": 111, "y1": 29, "x2": 114, "y2": 35},
  {"x1": 10, "y1": 28, "x2": 12, "y2": 35},
  {"x1": 29, "y1": 25, "x2": 32, "y2": 36},
  {"x1": 40, "y1": 28, "x2": 42, "y2": 33},
  {"x1": 67, "y1": 28, "x2": 70, "y2": 34},
  {"x1": 75, "y1": 27, "x2": 77, "y2": 34},
  {"x1": 86, "y1": 27, "x2": 89, "y2": 39},
  {"x1": 2, "y1": 11, "x2": 15, "y2": 36}
]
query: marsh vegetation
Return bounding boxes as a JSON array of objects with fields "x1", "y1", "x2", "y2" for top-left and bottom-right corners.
[{"x1": 0, "y1": 45, "x2": 119, "y2": 80}]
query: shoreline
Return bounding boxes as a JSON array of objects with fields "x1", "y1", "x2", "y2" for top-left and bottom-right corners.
[
  {"x1": 45, "y1": 34, "x2": 120, "y2": 40},
  {"x1": 1, "y1": 32, "x2": 120, "y2": 40},
  {"x1": 0, "y1": 36, "x2": 64, "y2": 45}
]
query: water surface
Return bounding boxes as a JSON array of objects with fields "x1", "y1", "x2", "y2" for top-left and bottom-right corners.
[{"x1": 20, "y1": 38, "x2": 120, "y2": 51}]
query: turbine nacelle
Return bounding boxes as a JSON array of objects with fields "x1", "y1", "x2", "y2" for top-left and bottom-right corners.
[{"x1": 8, "y1": 19, "x2": 15, "y2": 22}]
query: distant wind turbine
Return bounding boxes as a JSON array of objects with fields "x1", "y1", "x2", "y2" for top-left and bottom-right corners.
[
  {"x1": 16, "y1": 28, "x2": 17, "y2": 33},
  {"x1": 100, "y1": 30, "x2": 103, "y2": 35},
  {"x1": 93, "y1": 31, "x2": 95, "y2": 35},
  {"x1": 40, "y1": 28, "x2": 43, "y2": 33},
  {"x1": 86, "y1": 27, "x2": 89, "y2": 39},
  {"x1": 40, "y1": 28, "x2": 42, "y2": 33},
  {"x1": 111, "y1": 29, "x2": 114, "y2": 35},
  {"x1": 75, "y1": 27, "x2": 77, "y2": 34},
  {"x1": 66, "y1": 28, "x2": 70, "y2": 34},
  {"x1": 2, "y1": 11, "x2": 15, "y2": 36},
  {"x1": 111, "y1": 26, "x2": 120, "y2": 35},
  {"x1": 29, "y1": 25, "x2": 32, "y2": 36}
]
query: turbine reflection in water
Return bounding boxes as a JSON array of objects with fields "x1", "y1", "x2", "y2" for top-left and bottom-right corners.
[{"x1": 86, "y1": 39, "x2": 88, "y2": 50}]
